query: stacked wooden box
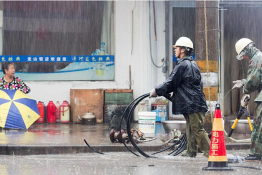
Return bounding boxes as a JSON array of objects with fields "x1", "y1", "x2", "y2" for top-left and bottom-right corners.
[
  {"x1": 104, "y1": 89, "x2": 133, "y2": 123},
  {"x1": 70, "y1": 89, "x2": 133, "y2": 124}
]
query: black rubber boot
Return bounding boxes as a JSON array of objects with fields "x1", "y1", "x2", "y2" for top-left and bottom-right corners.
[
  {"x1": 245, "y1": 154, "x2": 262, "y2": 161},
  {"x1": 181, "y1": 152, "x2": 196, "y2": 158}
]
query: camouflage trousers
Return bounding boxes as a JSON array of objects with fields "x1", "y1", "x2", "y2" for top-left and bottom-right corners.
[
  {"x1": 250, "y1": 102, "x2": 262, "y2": 156},
  {"x1": 184, "y1": 112, "x2": 210, "y2": 156}
]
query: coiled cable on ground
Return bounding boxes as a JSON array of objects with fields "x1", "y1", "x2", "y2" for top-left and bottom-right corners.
[
  {"x1": 83, "y1": 139, "x2": 104, "y2": 155},
  {"x1": 150, "y1": 139, "x2": 181, "y2": 155},
  {"x1": 126, "y1": 93, "x2": 155, "y2": 158},
  {"x1": 121, "y1": 93, "x2": 187, "y2": 158},
  {"x1": 84, "y1": 94, "x2": 148, "y2": 156},
  {"x1": 84, "y1": 93, "x2": 187, "y2": 157},
  {"x1": 172, "y1": 136, "x2": 187, "y2": 156},
  {"x1": 119, "y1": 93, "x2": 150, "y2": 157},
  {"x1": 168, "y1": 134, "x2": 187, "y2": 155}
]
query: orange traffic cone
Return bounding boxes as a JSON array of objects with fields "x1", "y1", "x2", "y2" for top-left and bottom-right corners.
[{"x1": 203, "y1": 104, "x2": 233, "y2": 171}]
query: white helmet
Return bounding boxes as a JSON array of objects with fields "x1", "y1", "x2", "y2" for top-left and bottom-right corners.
[
  {"x1": 235, "y1": 38, "x2": 253, "y2": 55},
  {"x1": 173, "y1": 37, "x2": 194, "y2": 49}
]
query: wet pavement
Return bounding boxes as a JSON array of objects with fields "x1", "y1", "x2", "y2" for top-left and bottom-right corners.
[
  {"x1": 0, "y1": 150, "x2": 261, "y2": 175},
  {"x1": 0, "y1": 122, "x2": 251, "y2": 155},
  {"x1": 0, "y1": 123, "x2": 167, "y2": 155},
  {"x1": 1, "y1": 122, "x2": 260, "y2": 175}
]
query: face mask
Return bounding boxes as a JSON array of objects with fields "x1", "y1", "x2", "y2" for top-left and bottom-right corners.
[{"x1": 236, "y1": 50, "x2": 247, "y2": 60}]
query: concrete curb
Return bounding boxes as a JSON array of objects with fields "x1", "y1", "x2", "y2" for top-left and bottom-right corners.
[{"x1": 0, "y1": 143, "x2": 250, "y2": 155}]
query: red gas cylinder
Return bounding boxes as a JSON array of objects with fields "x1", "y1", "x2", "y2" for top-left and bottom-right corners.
[
  {"x1": 60, "y1": 101, "x2": 70, "y2": 123},
  {"x1": 36, "y1": 101, "x2": 45, "y2": 123},
  {"x1": 47, "y1": 101, "x2": 57, "y2": 123},
  {"x1": 42, "y1": 101, "x2": 47, "y2": 123},
  {"x1": 55, "y1": 101, "x2": 61, "y2": 123}
]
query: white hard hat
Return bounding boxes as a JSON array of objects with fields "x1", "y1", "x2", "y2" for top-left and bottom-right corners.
[
  {"x1": 235, "y1": 38, "x2": 253, "y2": 55},
  {"x1": 173, "y1": 37, "x2": 194, "y2": 49}
]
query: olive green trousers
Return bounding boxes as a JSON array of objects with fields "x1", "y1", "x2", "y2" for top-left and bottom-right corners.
[
  {"x1": 184, "y1": 112, "x2": 210, "y2": 157},
  {"x1": 250, "y1": 102, "x2": 262, "y2": 156}
]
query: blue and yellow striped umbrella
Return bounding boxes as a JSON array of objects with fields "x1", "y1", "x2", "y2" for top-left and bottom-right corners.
[{"x1": 0, "y1": 89, "x2": 40, "y2": 129}]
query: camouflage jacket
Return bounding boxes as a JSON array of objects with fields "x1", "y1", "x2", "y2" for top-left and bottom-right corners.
[{"x1": 242, "y1": 47, "x2": 262, "y2": 102}]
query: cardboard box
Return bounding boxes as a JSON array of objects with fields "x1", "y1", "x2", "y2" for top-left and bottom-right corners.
[{"x1": 70, "y1": 89, "x2": 104, "y2": 123}]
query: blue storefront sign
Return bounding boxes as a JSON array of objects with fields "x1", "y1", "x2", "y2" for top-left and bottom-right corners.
[
  {"x1": 0, "y1": 55, "x2": 114, "y2": 62},
  {"x1": 0, "y1": 55, "x2": 115, "y2": 81}
]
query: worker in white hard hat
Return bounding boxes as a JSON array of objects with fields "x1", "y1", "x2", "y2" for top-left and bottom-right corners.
[
  {"x1": 233, "y1": 38, "x2": 262, "y2": 161},
  {"x1": 150, "y1": 37, "x2": 210, "y2": 158}
]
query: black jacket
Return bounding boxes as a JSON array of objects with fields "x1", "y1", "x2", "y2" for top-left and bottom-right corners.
[{"x1": 155, "y1": 56, "x2": 208, "y2": 114}]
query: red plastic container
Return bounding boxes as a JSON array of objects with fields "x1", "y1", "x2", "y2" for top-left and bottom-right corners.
[
  {"x1": 36, "y1": 101, "x2": 45, "y2": 123},
  {"x1": 47, "y1": 101, "x2": 57, "y2": 123},
  {"x1": 55, "y1": 101, "x2": 61, "y2": 123}
]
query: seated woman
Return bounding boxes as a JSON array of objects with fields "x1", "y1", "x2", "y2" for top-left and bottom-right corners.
[{"x1": 0, "y1": 62, "x2": 30, "y2": 94}]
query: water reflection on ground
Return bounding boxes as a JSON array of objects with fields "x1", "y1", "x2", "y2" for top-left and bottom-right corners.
[
  {"x1": 0, "y1": 122, "x2": 252, "y2": 151},
  {"x1": 0, "y1": 123, "x2": 168, "y2": 146},
  {"x1": 0, "y1": 150, "x2": 261, "y2": 175}
]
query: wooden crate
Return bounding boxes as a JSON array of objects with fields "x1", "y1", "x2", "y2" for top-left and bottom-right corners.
[
  {"x1": 104, "y1": 89, "x2": 133, "y2": 124},
  {"x1": 70, "y1": 89, "x2": 104, "y2": 123}
]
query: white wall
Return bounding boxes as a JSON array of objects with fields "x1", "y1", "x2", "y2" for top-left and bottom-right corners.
[
  {"x1": 5, "y1": 2, "x2": 168, "y2": 112},
  {"x1": 152, "y1": 2, "x2": 167, "y2": 86}
]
